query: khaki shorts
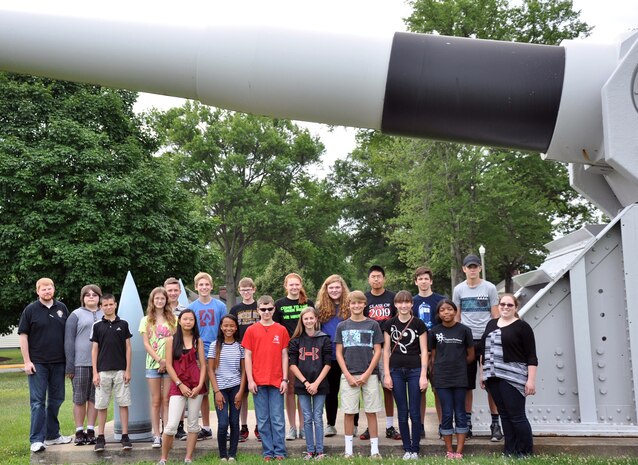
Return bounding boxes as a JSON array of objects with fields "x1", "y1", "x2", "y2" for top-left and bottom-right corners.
[
  {"x1": 340, "y1": 374, "x2": 382, "y2": 414},
  {"x1": 95, "y1": 370, "x2": 131, "y2": 410}
]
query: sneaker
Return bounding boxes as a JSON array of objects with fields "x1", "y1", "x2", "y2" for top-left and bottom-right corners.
[
  {"x1": 158, "y1": 460, "x2": 167, "y2": 465},
  {"x1": 359, "y1": 428, "x2": 370, "y2": 440},
  {"x1": 121, "y1": 435, "x2": 132, "y2": 450},
  {"x1": 286, "y1": 426, "x2": 297, "y2": 440},
  {"x1": 303, "y1": 452, "x2": 314, "y2": 460},
  {"x1": 370, "y1": 453, "x2": 382, "y2": 459},
  {"x1": 152, "y1": 435, "x2": 162, "y2": 448},
  {"x1": 275, "y1": 456, "x2": 285, "y2": 461},
  {"x1": 229, "y1": 458, "x2": 236, "y2": 462},
  {"x1": 298, "y1": 428, "x2": 304, "y2": 440},
  {"x1": 74, "y1": 430, "x2": 86, "y2": 446},
  {"x1": 490, "y1": 423, "x2": 503, "y2": 441},
  {"x1": 466, "y1": 425, "x2": 473, "y2": 440},
  {"x1": 86, "y1": 429, "x2": 96, "y2": 445},
  {"x1": 198, "y1": 428, "x2": 213, "y2": 441},
  {"x1": 325, "y1": 425, "x2": 337, "y2": 437},
  {"x1": 94, "y1": 436, "x2": 106, "y2": 452},
  {"x1": 402, "y1": 452, "x2": 413, "y2": 460},
  {"x1": 221, "y1": 459, "x2": 228, "y2": 463},
  {"x1": 255, "y1": 427, "x2": 261, "y2": 442},
  {"x1": 240, "y1": 425, "x2": 249, "y2": 442},
  {"x1": 44, "y1": 435, "x2": 72, "y2": 446},
  {"x1": 386, "y1": 426, "x2": 401, "y2": 440},
  {"x1": 411, "y1": 452, "x2": 419, "y2": 459},
  {"x1": 30, "y1": 442, "x2": 45, "y2": 453},
  {"x1": 343, "y1": 453, "x2": 353, "y2": 459},
  {"x1": 184, "y1": 459, "x2": 193, "y2": 464},
  {"x1": 314, "y1": 453, "x2": 326, "y2": 460},
  {"x1": 176, "y1": 422, "x2": 187, "y2": 441}
]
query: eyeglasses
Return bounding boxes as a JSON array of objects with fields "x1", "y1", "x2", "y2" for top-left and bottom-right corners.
[
  {"x1": 259, "y1": 307, "x2": 275, "y2": 312},
  {"x1": 499, "y1": 303, "x2": 515, "y2": 308},
  {"x1": 239, "y1": 288, "x2": 254, "y2": 293}
]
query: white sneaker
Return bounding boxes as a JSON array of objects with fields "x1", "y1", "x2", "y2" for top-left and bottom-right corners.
[
  {"x1": 44, "y1": 435, "x2": 72, "y2": 446},
  {"x1": 402, "y1": 452, "x2": 413, "y2": 460},
  {"x1": 298, "y1": 428, "x2": 305, "y2": 439},
  {"x1": 411, "y1": 452, "x2": 419, "y2": 459},
  {"x1": 324, "y1": 425, "x2": 337, "y2": 437},
  {"x1": 152, "y1": 436, "x2": 162, "y2": 448},
  {"x1": 286, "y1": 426, "x2": 297, "y2": 440},
  {"x1": 30, "y1": 442, "x2": 46, "y2": 452}
]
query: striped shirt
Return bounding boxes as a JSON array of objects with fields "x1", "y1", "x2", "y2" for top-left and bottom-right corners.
[
  {"x1": 482, "y1": 328, "x2": 528, "y2": 397},
  {"x1": 208, "y1": 341, "x2": 244, "y2": 390}
]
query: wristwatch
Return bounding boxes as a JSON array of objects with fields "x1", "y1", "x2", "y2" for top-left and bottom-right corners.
[
  {"x1": 282, "y1": 379, "x2": 289, "y2": 383},
  {"x1": 175, "y1": 381, "x2": 182, "y2": 387}
]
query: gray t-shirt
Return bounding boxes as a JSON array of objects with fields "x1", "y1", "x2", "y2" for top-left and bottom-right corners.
[
  {"x1": 453, "y1": 280, "x2": 499, "y2": 339},
  {"x1": 335, "y1": 318, "x2": 383, "y2": 376}
]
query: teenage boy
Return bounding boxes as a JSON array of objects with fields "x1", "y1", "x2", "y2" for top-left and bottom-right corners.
[
  {"x1": 164, "y1": 277, "x2": 187, "y2": 440},
  {"x1": 363, "y1": 265, "x2": 400, "y2": 440},
  {"x1": 90, "y1": 294, "x2": 133, "y2": 452},
  {"x1": 65, "y1": 284, "x2": 104, "y2": 446},
  {"x1": 230, "y1": 277, "x2": 260, "y2": 441},
  {"x1": 242, "y1": 295, "x2": 290, "y2": 460},
  {"x1": 18, "y1": 277, "x2": 72, "y2": 453},
  {"x1": 336, "y1": 290, "x2": 384, "y2": 458},
  {"x1": 188, "y1": 272, "x2": 228, "y2": 440},
  {"x1": 453, "y1": 254, "x2": 501, "y2": 441},
  {"x1": 412, "y1": 267, "x2": 445, "y2": 437}
]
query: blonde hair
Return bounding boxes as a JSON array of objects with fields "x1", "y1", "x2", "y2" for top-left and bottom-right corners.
[
  {"x1": 146, "y1": 287, "x2": 177, "y2": 332},
  {"x1": 284, "y1": 273, "x2": 308, "y2": 304},
  {"x1": 315, "y1": 274, "x2": 350, "y2": 323},
  {"x1": 36, "y1": 278, "x2": 54, "y2": 291},
  {"x1": 238, "y1": 277, "x2": 255, "y2": 289},
  {"x1": 193, "y1": 272, "x2": 213, "y2": 289},
  {"x1": 291, "y1": 307, "x2": 319, "y2": 339},
  {"x1": 343, "y1": 290, "x2": 367, "y2": 319}
]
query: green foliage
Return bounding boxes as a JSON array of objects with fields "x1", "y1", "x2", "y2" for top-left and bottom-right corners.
[
  {"x1": 0, "y1": 74, "x2": 209, "y2": 333},
  {"x1": 149, "y1": 103, "x2": 329, "y2": 305}
]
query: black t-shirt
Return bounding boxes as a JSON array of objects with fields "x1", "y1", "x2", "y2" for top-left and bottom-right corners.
[
  {"x1": 90, "y1": 316, "x2": 133, "y2": 372},
  {"x1": 364, "y1": 290, "x2": 396, "y2": 331},
  {"x1": 428, "y1": 322, "x2": 473, "y2": 388},
  {"x1": 230, "y1": 301, "x2": 259, "y2": 340},
  {"x1": 18, "y1": 300, "x2": 69, "y2": 364},
  {"x1": 274, "y1": 297, "x2": 315, "y2": 336},
  {"x1": 384, "y1": 316, "x2": 427, "y2": 369}
]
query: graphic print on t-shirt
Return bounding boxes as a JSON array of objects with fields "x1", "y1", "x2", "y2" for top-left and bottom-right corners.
[
  {"x1": 389, "y1": 324, "x2": 418, "y2": 354},
  {"x1": 198, "y1": 309, "x2": 215, "y2": 327},
  {"x1": 459, "y1": 295, "x2": 491, "y2": 312},
  {"x1": 367, "y1": 304, "x2": 393, "y2": 320},
  {"x1": 341, "y1": 329, "x2": 376, "y2": 348}
]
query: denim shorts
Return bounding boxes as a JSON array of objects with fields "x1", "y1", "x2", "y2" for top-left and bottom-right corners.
[{"x1": 145, "y1": 368, "x2": 169, "y2": 379}]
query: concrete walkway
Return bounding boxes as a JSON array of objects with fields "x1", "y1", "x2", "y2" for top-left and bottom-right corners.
[{"x1": 32, "y1": 409, "x2": 638, "y2": 464}]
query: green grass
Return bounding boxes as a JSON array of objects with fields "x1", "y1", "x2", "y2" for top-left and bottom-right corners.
[
  {"x1": 0, "y1": 372, "x2": 634, "y2": 465},
  {"x1": 0, "y1": 348, "x2": 23, "y2": 365}
]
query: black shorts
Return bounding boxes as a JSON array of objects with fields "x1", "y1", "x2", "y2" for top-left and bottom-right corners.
[{"x1": 466, "y1": 339, "x2": 483, "y2": 390}]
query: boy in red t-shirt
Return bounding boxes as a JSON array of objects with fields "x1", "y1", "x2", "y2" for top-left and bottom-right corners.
[{"x1": 242, "y1": 295, "x2": 290, "y2": 460}]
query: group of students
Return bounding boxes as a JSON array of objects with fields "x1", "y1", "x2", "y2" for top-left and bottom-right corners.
[{"x1": 19, "y1": 256, "x2": 538, "y2": 462}]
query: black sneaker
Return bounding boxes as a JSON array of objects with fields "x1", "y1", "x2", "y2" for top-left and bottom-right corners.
[
  {"x1": 86, "y1": 429, "x2": 96, "y2": 445},
  {"x1": 255, "y1": 426, "x2": 261, "y2": 442},
  {"x1": 74, "y1": 431, "x2": 86, "y2": 446},
  {"x1": 175, "y1": 422, "x2": 187, "y2": 441},
  {"x1": 490, "y1": 423, "x2": 503, "y2": 442},
  {"x1": 420, "y1": 424, "x2": 426, "y2": 439},
  {"x1": 94, "y1": 435, "x2": 106, "y2": 452},
  {"x1": 386, "y1": 426, "x2": 401, "y2": 440},
  {"x1": 239, "y1": 425, "x2": 249, "y2": 442},
  {"x1": 359, "y1": 428, "x2": 370, "y2": 440},
  {"x1": 197, "y1": 428, "x2": 212, "y2": 441},
  {"x1": 466, "y1": 425, "x2": 473, "y2": 440},
  {"x1": 121, "y1": 435, "x2": 132, "y2": 450}
]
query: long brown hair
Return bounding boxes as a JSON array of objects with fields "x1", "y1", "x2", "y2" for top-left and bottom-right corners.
[
  {"x1": 145, "y1": 287, "x2": 177, "y2": 332},
  {"x1": 284, "y1": 272, "x2": 308, "y2": 305},
  {"x1": 291, "y1": 307, "x2": 319, "y2": 339},
  {"x1": 315, "y1": 274, "x2": 350, "y2": 323}
]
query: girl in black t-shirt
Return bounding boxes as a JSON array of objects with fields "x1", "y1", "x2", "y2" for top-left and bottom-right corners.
[
  {"x1": 382, "y1": 291, "x2": 428, "y2": 459},
  {"x1": 428, "y1": 299, "x2": 474, "y2": 459}
]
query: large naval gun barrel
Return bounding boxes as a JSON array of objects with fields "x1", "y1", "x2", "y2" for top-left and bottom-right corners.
[{"x1": 1, "y1": 8, "x2": 633, "y2": 209}]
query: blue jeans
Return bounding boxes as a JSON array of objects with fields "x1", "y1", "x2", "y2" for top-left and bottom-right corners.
[
  {"x1": 28, "y1": 363, "x2": 65, "y2": 443},
  {"x1": 391, "y1": 367, "x2": 422, "y2": 453},
  {"x1": 215, "y1": 384, "x2": 241, "y2": 458},
  {"x1": 298, "y1": 394, "x2": 326, "y2": 454},
  {"x1": 253, "y1": 386, "x2": 286, "y2": 458},
  {"x1": 437, "y1": 387, "x2": 468, "y2": 435},
  {"x1": 486, "y1": 378, "x2": 533, "y2": 457}
]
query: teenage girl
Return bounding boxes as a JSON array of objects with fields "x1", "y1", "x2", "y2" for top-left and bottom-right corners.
[
  {"x1": 428, "y1": 299, "x2": 474, "y2": 459},
  {"x1": 158, "y1": 309, "x2": 206, "y2": 465},
  {"x1": 139, "y1": 287, "x2": 177, "y2": 447},
  {"x1": 316, "y1": 274, "x2": 352, "y2": 437},
  {"x1": 383, "y1": 290, "x2": 428, "y2": 460},
  {"x1": 289, "y1": 307, "x2": 332, "y2": 459},
  {"x1": 207, "y1": 314, "x2": 246, "y2": 461}
]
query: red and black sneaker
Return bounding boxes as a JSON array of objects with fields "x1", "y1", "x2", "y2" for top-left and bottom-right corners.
[
  {"x1": 359, "y1": 428, "x2": 370, "y2": 440},
  {"x1": 255, "y1": 426, "x2": 261, "y2": 441},
  {"x1": 239, "y1": 425, "x2": 249, "y2": 442},
  {"x1": 386, "y1": 426, "x2": 401, "y2": 440}
]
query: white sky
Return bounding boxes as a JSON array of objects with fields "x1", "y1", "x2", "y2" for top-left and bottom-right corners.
[{"x1": 6, "y1": 0, "x2": 636, "y2": 171}]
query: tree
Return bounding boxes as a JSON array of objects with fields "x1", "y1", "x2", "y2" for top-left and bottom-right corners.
[
  {"x1": 149, "y1": 102, "x2": 325, "y2": 306},
  {"x1": 0, "y1": 74, "x2": 210, "y2": 334}
]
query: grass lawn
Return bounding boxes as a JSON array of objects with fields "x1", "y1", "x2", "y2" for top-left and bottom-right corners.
[
  {"x1": 0, "y1": 371, "x2": 635, "y2": 465},
  {"x1": 0, "y1": 348, "x2": 23, "y2": 365}
]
